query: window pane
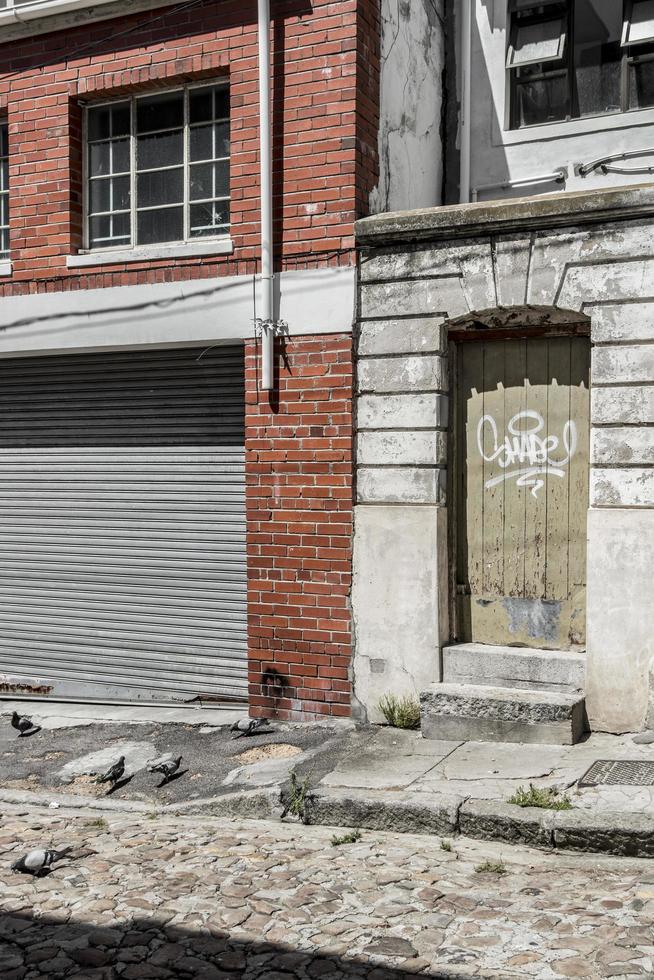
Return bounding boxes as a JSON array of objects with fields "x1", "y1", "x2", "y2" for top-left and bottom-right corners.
[
  {"x1": 137, "y1": 167, "x2": 184, "y2": 208},
  {"x1": 0, "y1": 158, "x2": 7, "y2": 193},
  {"x1": 214, "y1": 120, "x2": 230, "y2": 157},
  {"x1": 137, "y1": 129, "x2": 183, "y2": 170},
  {"x1": 625, "y1": 0, "x2": 654, "y2": 46},
  {"x1": 190, "y1": 200, "x2": 230, "y2": 238},
  {"x1": 190, "y1": 121, "x2": 230, "y2": 162},
  {"x1": 88, "y1": 103, "x2": 130, "y2": 141},
  {"x1": 629, "y1": 53, "x2": 654, "y2": 106},
  {"x1": 112, "y1": 138, "x2": 131, "y2": 174},
  {"x1": 574, "y1": 0, "x2": 622, "y2": 116},
  {"x1": 137, "y1": 206, "x2": 184, "y2": 244},
  {"x1": 190, "y1": 124, "x2": 213, "y2": 162},
  {"x1": 137, "y1": 92, "x2": 184, "y2": 134},
  {"x1": 89, "y1": 212, "x2": 131, "y2": 248},
  {"x1": 190, "y1": 162, "x2": 214, "y2": 201},
  {"x1": 0, "y1": 125, "x2": 8, "y2": 158},
  {"x1": 189, "y1": 87, "x2": 214, "y2": 124},
  {"x1": 0, "y1": 227, "x2": 8, "y2": 256},
  {"x1": 91, "y1": 139, "x2": 130, "y2": 177},
  {"x1": 214, "y1": 88, "x2": 229, "y2": 119},
  {"x1": 0, "y1": 193, "x2": 8, "y2": 227},
  {"x1": 89, "y1": 141, "x2": 111, "y2": 177},
  {"x1": 510, "y1": 16, "x2": 565, "y2": 67},
  {"x1": 514, "y1": 68, "x2": 569, "y2": 125},
  {"x1": 89, "y1": 175, "x2": 130, "y2": 214}
]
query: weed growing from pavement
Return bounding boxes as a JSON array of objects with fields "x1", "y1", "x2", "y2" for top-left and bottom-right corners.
[
  {"x1": 377, "y1": 693, "x2": 421, "y2": 730},
  {"x1": 331, "y1": 829, "x2": 362, "y2": 846},
  {"x1": 85, "y1": 818, "x2": 108, "y2": 830},
  {"x1": 440, "y1": 839, "x2": 452, "y2": 851},
  {"x1": 282, "y1": 769, "x2": 312, "y2": 823},
  {"x1": 475, "y1": 859, "x2": 507, "y2": 875},
  {"x1": 508, "y1": 784, "x2": 573, "y2": 810}
]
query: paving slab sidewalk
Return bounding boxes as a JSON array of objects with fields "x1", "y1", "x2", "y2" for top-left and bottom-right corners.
[
  {"x1": 309, "y1": 727, "x2": 654, "y2": 858},
  {"x1": 2, "y1": 701, "x2": 654, "y2": 857}
]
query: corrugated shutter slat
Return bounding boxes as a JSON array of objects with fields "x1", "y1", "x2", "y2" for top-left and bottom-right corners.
[{"x1": 0, "y1": 345, "x2": 247, "y2": 702}]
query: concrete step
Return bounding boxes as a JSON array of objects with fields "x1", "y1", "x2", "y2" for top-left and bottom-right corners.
[
  {"x1": 442, "y1": 643, "x2": 586, "y2": 695},
  {"x1": 420, "y1": 682, "x2": 586, "y2": 745}
]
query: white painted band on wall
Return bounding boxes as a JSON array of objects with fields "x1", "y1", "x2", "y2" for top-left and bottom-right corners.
[{"x1": 0, "y1": 265, "x2": 356, "y2": 357}]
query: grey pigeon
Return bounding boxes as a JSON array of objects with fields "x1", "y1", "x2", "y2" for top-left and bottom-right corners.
[
  {"x1": 94, "y1": 755, "x2": 125, "y2": 785},
  {"x1": 11, "y1": 712, "x2": 41, "y2": 737},
  {"x1": 12, "y1": 846, "x2": 72, "y2": 876},
  {"x1": 148, "y1": 755, "x2": 183, "y2": 783},
  {"x1": 230, "y1": 717, "x2": 272, "y2": 739}
]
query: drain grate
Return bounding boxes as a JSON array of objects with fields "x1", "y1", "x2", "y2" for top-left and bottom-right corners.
[{"x1": 579, "y1": 759, "x2": 654, "y2": 788}]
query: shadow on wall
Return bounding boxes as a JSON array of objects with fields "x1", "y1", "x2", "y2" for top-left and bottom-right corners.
[
  {"x1": 445, "y1": 0, "x2": 511, "y2": 203},
  {"x1": 0, "y1": 910, "x2": 460, "y2": 978}
]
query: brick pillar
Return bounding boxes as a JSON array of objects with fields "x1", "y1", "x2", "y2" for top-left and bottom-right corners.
[{"x1": 245, "y1": 333, "x2": 354, "y2": 720}]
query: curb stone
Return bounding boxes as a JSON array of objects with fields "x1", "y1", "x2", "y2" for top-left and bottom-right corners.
[
  {"x1": 2, "y1": 783, "x2": 654, "y2": 859},
  {"x1": 550, "y1": 809, "x2": 654, "y2": 857},
  {"x1": 458, "y1": 799, "x2": 554, "y2": 849},
  {"x1": 304, "y1": 789, "x2": 463, "y2": 836}
]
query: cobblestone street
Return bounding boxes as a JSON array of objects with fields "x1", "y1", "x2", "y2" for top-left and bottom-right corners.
[{"x1": 0, "y1": 807, "x2": 653, "y2": 980}]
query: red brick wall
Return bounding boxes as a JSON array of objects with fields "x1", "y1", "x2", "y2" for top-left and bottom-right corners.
[
  {"x1": 0, "y1": 0, "x2": 378, "y2": 295},
  {"x1": 245, "y1": 333, "x2": 353, "y2": 720}
]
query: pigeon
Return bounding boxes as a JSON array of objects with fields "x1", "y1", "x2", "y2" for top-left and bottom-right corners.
[
  {"x1": 11, "y1": 846, "x2": 72, "y2": 876},
  {"x1": 11, "y1": 712, "x2": 41, "y2": 737},
  {"x1": 94, "y1": 755, "x2": 126, "y2": 786},
  {"x1": 147, "y1": 755, "x2": 183, "y2": 784},
  {"x1": 230, "y1": 717, "x2": 272, "y2": 739}
]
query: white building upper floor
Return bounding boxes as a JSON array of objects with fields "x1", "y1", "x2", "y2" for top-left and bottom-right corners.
[{"x1": 459, "y1": 0, "x2": 654, "y2": 203}]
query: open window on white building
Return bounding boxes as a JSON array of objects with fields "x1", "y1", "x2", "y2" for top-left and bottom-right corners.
[
  {"x1": 85, "y1": 83, "x2": 230, "y2": 251},
  {"x1": 507, "y1": 0, "x2": 654, "y2": 128}
]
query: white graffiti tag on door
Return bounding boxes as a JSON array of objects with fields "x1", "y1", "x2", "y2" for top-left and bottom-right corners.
[{"x1": 476, "y1": 410, "x2": 577, "y2": 498}]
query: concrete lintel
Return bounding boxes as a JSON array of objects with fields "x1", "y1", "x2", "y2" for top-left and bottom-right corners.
[{"x1": 356, "y1": 183, "x2": 654, "y2": 245}]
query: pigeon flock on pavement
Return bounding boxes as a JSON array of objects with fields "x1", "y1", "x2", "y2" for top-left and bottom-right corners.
[{"x1": 7, "y1": 713, "x2": 273, "y2": 875}]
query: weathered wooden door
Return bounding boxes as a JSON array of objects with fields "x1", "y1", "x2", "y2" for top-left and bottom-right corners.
[{"x1": 454, "y1": 335, "x2": 590, "y2": 649}]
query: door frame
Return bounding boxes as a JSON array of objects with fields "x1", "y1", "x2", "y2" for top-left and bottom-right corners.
[{"x1": 446, "y1": 310, "x2": 591, "y2": 645}]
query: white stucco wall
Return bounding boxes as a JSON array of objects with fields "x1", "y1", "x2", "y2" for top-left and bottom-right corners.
[
  {"x1": 354, "y1": 188, "x2": 654, "y2": 731},
  {"x1": 463, "y1": 2, "x2": 654, "y2": 201},
  {"x1": 369, "y1": 0, "x2": 445, "y2": 213}
]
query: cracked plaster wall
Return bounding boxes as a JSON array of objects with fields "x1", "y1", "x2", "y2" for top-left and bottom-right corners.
[
  {"x1": 353, "y1": 206, "x2": 654, "y2": 731},
  {"x1": 369, "y1": 0, "x2": 445, "y2": 215}
]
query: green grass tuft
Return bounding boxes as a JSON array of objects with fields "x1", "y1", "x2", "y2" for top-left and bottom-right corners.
[
  {"x1": 377, "y1": 693, "x2": 421, "y2": 730},
  {"x1": 331, "y1": 829, "x2": 362, "y2": 846},
  {"x1": 475, "y1": 859, "x2": 507, "y2": 875},
  {"x1": 440, "y1": 839, "x2": 452, "y2": 852},
  {"x1": 507, "y1": 783, "x2": 573, "y2": 810},
  {"x1": 282, "y1": 769, "x2": 313, "y2": 823},
  {"x1": 85, "y1": 817, "x2": 108, "y2": 830}
]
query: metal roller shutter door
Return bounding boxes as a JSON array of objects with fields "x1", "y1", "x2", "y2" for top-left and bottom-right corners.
[{"x1": 0, "y1": 345, "x2": 247, "y2": 703}]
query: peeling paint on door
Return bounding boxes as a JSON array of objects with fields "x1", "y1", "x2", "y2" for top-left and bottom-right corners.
[{"x1": 455, "y1": 335, "x2": 590, "y2": 649}]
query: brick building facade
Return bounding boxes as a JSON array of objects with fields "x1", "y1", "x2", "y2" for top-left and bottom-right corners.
[{"x1": 0, "y1": 0, "x2": 449, "y2": 719}]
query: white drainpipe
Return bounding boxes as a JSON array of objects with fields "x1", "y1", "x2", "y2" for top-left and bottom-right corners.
[
  {"x1": 257, "y1": 0, "x2": 275, "y2": 391},
  {"x1": 459, "y1": 0, "x2": 472, "y2": 204}
]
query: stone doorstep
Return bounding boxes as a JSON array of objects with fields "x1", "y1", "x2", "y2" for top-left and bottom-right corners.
[
  {"x1": 442, "y1": 643, "x2": 586, "y2": 695},
  {"x1": 420, "y1": 683, "x2": 586, "y2": 745}
]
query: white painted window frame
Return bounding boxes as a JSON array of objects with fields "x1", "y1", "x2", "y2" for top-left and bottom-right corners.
[
  {"x1": 0, "y1": 0, "x2": 115, "y2": 23},
  {"x1": 623, "y1": 0, "x2": 654, "y2": 47},
  {"x1": 0, "y1": 121, "x2": 9, "y2": 263},
  {"x1": 80, "y1": 79, "x2": 231, "y2": 259}
]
